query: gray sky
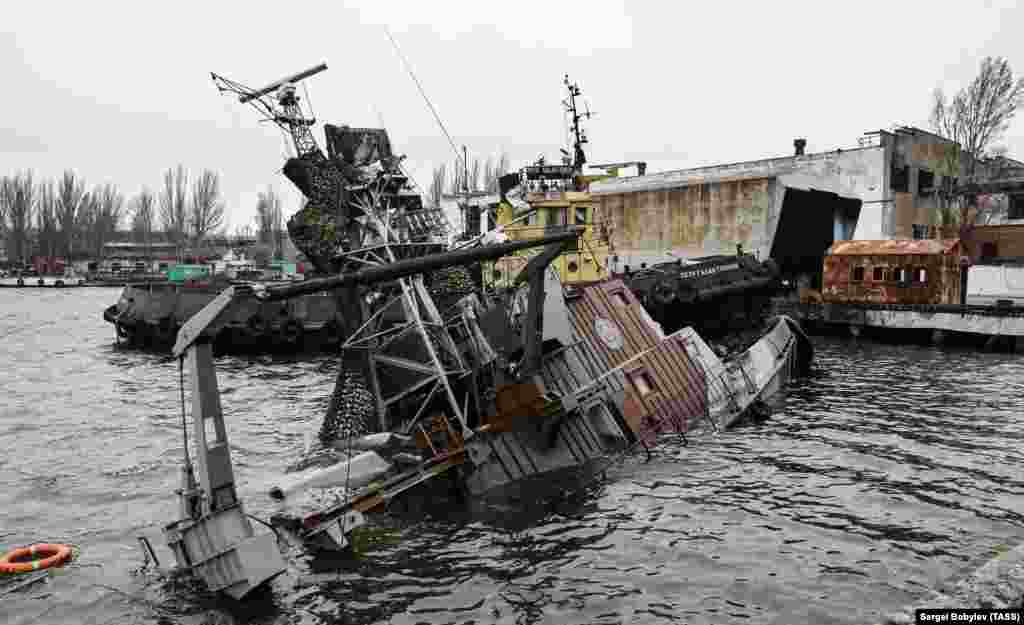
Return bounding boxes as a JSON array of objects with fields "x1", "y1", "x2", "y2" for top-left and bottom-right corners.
[{"x1": 3, "y1": 0, "x2": 1023, "y2": 232}]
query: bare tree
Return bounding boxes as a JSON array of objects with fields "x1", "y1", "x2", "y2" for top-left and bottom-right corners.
[
  {"x1": 132, "y1": 187, "x2": 156, "y2": 260},
  {"x1": 931, "y1": 56, "x2": 1024, "y2": 223},
  {"x1": 2, "y1": 171, "x2": 36, "y2": 264},
  {"x1": 83, "y1": 183, "x2": 124, "y2": 258},
  {"x1": 189, "y1": 169, "x2": 225, "y2": 244},
  {"x1": 255, "y1": 186, "x2": 283, "y2": 255},
  {"x1": 76, "y1": 192, "x2": 96, "y2": 260},
  {"x1": 427, "y1": 163, "x2": 446, "y2": 207},
  {"x1": 36, "y1": 179, "x2": 60, "y2": 259},
  {"x1": 159, "y1": 165, "x2": 189, "y2": 250},
  {"x1": 233, "y1": 222, "x2": 255, "y2": 242},
  {"x1": 469, "y1": 157, "x2": 481, "y2": 193},
  {"x1": 482, "y1": 152, "x2": 511, "y2": 192},
  {"x1": 449, "y1": 159, "x2": 465, "y2": 196},
  {"x1": 56, "y1": 170, "x2": 86, "y2": 260},
  {"x1": 0, "y1": 177, "x2": 9, "y2": 242}
]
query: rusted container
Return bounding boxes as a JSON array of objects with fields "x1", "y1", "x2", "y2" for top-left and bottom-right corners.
[
  {"x1": 821, "y1": 239, "x2": 963, "y2": 305},
  {"x1": 539, "y1": 279, "x2": 707, "y2": 442}
]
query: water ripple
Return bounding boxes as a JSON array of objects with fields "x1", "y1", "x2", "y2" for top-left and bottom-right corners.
[{"x1": 3, "y1": 291, "x2": 1024, "y2": 624}]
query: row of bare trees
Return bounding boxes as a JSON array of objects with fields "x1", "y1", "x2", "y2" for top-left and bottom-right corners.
[
  {"x1": 0, "y1": 171, "x2": 128, "y2": 263},
  {"x1": 0, "y1": 166, "x2": 227, "y2": 264},
  {"x1": 427, "y1": 152, "x2": 511, "y2": 207}
]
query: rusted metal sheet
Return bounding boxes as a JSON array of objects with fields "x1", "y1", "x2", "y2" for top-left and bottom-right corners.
[
  {"x1": 822, "y1": 239, "x2": 963, "y2": 305},
  {"x1": 595, "y1": 177, "x2": 774, "y2": 259},
  {"x1": 615, "y1": 335, "x2": 708, "y2": 446},
  {"x1": 542, "y1": 279, "x2": 707, "y2": 442},
  {"x1": 970, "y1": 225, "x2": 1024, "y2": 260},
  {"x1": 827, "y1": 239, "x2": 960, "y2": 256}
]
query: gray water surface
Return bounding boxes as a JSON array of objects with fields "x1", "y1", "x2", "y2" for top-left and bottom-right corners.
[{"x1": 2, "y1": 288, "x2": 1023, "y2": 625}]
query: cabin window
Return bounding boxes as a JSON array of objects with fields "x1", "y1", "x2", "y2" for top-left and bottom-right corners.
[
  {"x1": 851, "y1": 266, "x2": 865, "y2": 282},
  {"x1": 611, "y1": 290, "x2": 629, "y2": 306},
  {"x1": 574, "y1": 207, "x2": 588, "y2": 225},
  {"x1": 914, "y1": 267, "x2": 928, "y2": 283},
  {"x1": 549, "y1": 207, "x2": 567, "y2": 226},
  {"x1": 629, "y1": 370, "x2": 656, "y2": 397},
  {"x1": 525, "y1": 211, "x2": 538, "y2": 226},
  {"x1": 158, "y1": 263, "x2": 168, "y2": 271},
  {"x1": 981, "y1": 242, "x2": 998, "y2": 260},
  {"x1": 872, "y1": 267, "x2": 885, "y2": 281}
]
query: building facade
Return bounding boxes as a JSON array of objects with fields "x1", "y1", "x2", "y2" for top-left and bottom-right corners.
[{"x1": 587, "y1": 126, "x2": 1022, "y2": 278}]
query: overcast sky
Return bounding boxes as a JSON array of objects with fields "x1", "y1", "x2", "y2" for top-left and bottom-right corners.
[{"x1": 3, "y1": 0, "x2": 1023, "y2": 232}]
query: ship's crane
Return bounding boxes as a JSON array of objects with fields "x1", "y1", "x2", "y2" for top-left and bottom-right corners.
[{"x1": 211, "y1": 63, "x2": 328, "y2": 161}]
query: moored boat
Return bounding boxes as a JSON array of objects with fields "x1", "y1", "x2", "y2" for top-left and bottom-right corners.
[{"x1": 103, "y1": 279, "x2": 344, "y2": 353}]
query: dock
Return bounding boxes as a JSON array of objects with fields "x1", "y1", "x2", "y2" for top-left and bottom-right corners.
[{"x1": 772, "y1": 299, "x2": 1024, "y2": 350}]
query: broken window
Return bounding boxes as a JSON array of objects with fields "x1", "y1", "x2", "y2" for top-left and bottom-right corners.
[
  {"x1": 891, "y1": 164, "x2": 909, "y2": 192},
  {"x1": 851, "y1": 266, "x2": 865, "y2": 282},
  {"x1": 1009, "y1": 194, "x2": 1024, "y2": 220},
  {"x1": 918, "y1": 169, "x2": 935, "y2": 194},
  {"x1": 872, "y1": 267, "x2": 885, "y2": 281},
  {"x1": 629, "y1": 370, "x2": 657, "y2": 397}
]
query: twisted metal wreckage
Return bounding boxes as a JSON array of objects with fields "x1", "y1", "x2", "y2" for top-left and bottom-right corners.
[{"x1": 147, "y1": 63, "x2": 814, "y2": 599}]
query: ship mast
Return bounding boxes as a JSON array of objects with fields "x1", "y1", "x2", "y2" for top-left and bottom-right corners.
[{"x1": 562, "y1": 75, "x2": 593, "y2": 174}]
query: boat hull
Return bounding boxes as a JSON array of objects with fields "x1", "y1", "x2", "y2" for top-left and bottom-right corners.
[{"x1": 103, "y1": 282, "x2": 344, "y2": 354}]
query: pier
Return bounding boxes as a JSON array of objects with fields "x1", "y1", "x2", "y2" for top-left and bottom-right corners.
[{"x1": 772, "y1": 299, "x2": 1024, "y2": 350}]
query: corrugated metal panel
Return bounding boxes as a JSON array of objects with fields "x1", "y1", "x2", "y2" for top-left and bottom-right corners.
[
  {"x1": 566, "y1": 279, "x2": 659, "y2": 371},
  {"x1": 537, "y1": 279, "x2": 707, "y2": 441},
  {"x1": 828, "y1": 239, "x2": 960, "y2": 256},
  {"x1": 618, "y1": 333, "x2": 708, "y2": 444}
]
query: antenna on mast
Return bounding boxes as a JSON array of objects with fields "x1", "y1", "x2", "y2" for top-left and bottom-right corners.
[{"x1": 562, "y1": 75, "x2": 594, "y2": 173}]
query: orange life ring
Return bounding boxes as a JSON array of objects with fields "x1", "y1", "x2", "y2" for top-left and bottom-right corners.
[{"x1": 0, "y1": 543, "x2": 72, "y2": 573}]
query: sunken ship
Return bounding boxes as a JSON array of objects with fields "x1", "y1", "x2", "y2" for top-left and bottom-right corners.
[{"x1": 146, "y1": 63, "x2": 813, "y2": 600}]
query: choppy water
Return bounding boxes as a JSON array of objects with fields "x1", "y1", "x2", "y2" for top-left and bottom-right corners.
[{"x1": 2, "y1": 288, "x2": 1024, "y2": 625}]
